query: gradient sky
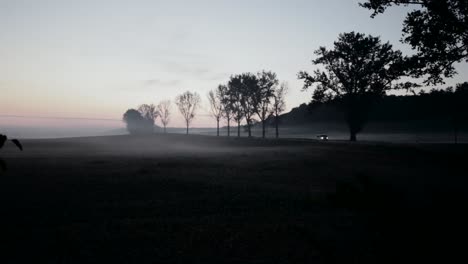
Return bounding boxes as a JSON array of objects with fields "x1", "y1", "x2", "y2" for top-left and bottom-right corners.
[{"x1": 1, "y1": 0, "x2": 467, "y2": 129}]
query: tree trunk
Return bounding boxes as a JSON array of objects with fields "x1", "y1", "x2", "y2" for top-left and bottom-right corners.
[
  {"x1": 186, "y1": 122, "x2": 189, "y2": 135},
  {"x1": 346, "y1": 108, "x2": 361, "y2": 142},
  {"x1": 262, "y1": 120, "x2": 266, "y2": 138},
  {"x1": 227, "y1": 119, "x2": 230, "y2": 137},
  {"x1": 275, "y1": 115, "x2": 279, "y2": 139},
  {"x1": 217, "y1": 120, "x2": 219, "y2": 137},
  {"x1": 237, "y1": 121, "x2": 241, "y2": 137},
  {"x1": 164, "y1": 125, "x2": 166, "y2": 133},
  {"x1": 247, "y1": 120, "x2": 252, "y2": 137}
]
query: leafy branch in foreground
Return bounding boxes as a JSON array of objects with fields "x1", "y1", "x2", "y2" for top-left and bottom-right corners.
[
  {"x1": 0, "y1": 134, "x2": 23, "y2": 172},
  {"x1": 360, "y1": 0, "x2": 468, "y2": 85}
]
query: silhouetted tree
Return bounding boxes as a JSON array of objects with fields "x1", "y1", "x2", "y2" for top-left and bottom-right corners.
[
  {"x1": 255, "y1": 70, "x2": 278, "y2": 138},
  {"x1": 208, "y1": 87, "x2": 224, "y2": 136},
  {"x1": 138, "y1": 104, "x2": 158, "y2": 133},
  {"x1": 157, "y1": 100, "x2": 171, "y2": 133},
  {"x1": 299, "y1": 32, "x2": 413, "y2": 141},
  {"x1": 123, "y1": 109, "x2": 150, "y2": 135},
  {"x1": 0, "y1": 134, "x2": 23, "y2": 172},
  {"x1": 242, "y1": 74, "x2": 260, "y2": 138},
  {"x1": 272, "y1": 82, "x2": 288, "y2": 138},
  {"x1": 361, "y1": 0, "x2": 468, "y2": 85},
  {"x1": 230, "y1": 73, "x2": 259, "y2": 137},
  {"x1": 176, "y1": 91, "x2": 201, "y2": 135},
  {"x1": 227, "y1": 77, "x2": 245, "y2": 137},
  {"x1": 218, "y1": 84, "x2": 233, "y2": 136}
]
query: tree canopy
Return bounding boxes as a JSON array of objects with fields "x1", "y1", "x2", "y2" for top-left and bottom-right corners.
[
  {"x1": 123, "y1": 109, "x2": 151, "y2": 135},
  {"x1": 361, "y1": 0, "x2": 468, "y2": 84}
]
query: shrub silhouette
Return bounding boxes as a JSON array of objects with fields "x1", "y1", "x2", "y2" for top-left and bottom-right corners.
[
  {"x1": 122, "y1": 109, "x2": 154, "y2": 135},
  {"x1": 0, "y1": 134, "x2": 23, "y2": 171}
]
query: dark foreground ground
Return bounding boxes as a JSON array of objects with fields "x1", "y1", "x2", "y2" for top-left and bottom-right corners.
[{"x1": 1, "y1": 134, "x2": 467, "y2": 263}]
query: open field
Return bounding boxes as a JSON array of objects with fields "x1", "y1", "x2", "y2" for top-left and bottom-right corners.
[{"x1": 1, "y1": 134, "x2": 467, "y2": 263}]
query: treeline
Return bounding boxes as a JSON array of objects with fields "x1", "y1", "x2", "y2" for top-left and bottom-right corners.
[
  {"x1": 280, "y1": 83, "x2": 468, "y2": 131},
  {"x1": 370, "y1": 84, "x2": 468, "y2": 123}
]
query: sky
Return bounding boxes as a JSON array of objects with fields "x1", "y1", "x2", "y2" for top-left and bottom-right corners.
[{"x1": 1, "y1": 0, "x2": 467, "y2": 132}]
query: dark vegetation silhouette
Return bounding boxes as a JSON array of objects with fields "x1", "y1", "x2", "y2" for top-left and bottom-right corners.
[
  {"x1": 0, "y1": 134, "x2": 22, "y2": 171},
  {"x1": 122, "y1": 106, "x2": 156, "y2": 135},
  {"x1": 175, "y1": 91, "x2": 201, "y2": 135},
  {"x1": 361, "y1": 0, "x2": 468, "y2": 85},
  {"x1": 299, "y1": 32, "x2": 415, "y2": 141}
]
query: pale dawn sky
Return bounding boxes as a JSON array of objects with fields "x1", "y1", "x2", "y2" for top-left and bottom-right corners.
[{"x1": 1, "y1": 0, "x2": 467, "y2": 130}]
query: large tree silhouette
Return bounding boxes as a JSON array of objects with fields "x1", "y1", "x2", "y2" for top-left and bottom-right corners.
[
  {"x1": 361, "y1": 0, "x2": 468, "y2": 85},
  {"x1": 176, "y1": 91, "x2": 201, "y2": 135},
  {"x1": 299, "y1": 32, "x2": 413, "y2": 141}
]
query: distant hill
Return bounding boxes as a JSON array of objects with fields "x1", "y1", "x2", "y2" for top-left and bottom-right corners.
[
  {"x1": 266, "y1": 90, "x2": 468, "y2": 133},
  {"x1": 275, "y1": 103, "x2": 342, "y2": 126}
]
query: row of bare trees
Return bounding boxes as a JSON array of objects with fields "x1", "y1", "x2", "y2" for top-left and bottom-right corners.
[
  {"x1": 123, "y1": 73, "x2": 286, "y2": 138},
  {"x1": 208, "y1": 71, "x2": 287, "y2": 138}
]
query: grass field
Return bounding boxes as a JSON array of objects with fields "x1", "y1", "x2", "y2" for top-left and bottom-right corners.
[{"x1": 1, "y1": 134, "x2": 467, "y2": 263}]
